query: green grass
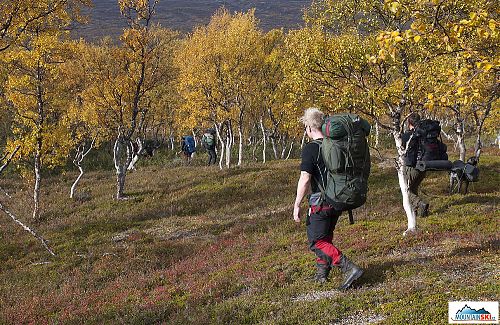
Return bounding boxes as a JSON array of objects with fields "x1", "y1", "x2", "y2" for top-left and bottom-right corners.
[{"x1": 0, "y1": 148, "x2": 498, "y2": 324}]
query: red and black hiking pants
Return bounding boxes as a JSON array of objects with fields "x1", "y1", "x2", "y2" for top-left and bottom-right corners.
[{"x1": 306, "y1": 201, "x2": 342, "y2": 268}]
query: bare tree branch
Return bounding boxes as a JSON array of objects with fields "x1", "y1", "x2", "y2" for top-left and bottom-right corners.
[
  {"x1": 0, "y1": 201, "x2": 56, "y2": 256},
  {"x1": 0, "y1": 145, "x2": 20, "y2": 175}
]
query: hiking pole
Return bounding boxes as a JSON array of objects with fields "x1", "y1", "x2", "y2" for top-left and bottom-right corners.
[{"x1": 348, "y1": 210, "x2": 354, "y2": 225}]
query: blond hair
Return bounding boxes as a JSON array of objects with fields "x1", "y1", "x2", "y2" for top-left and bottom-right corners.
[{"x1": 300, "y1": 107, "x2": 324, "y2": 130}]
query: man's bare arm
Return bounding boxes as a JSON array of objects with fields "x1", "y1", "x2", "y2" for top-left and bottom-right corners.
[{"x1": 293, "y1": 171, "x2": 311, "y2": 222}]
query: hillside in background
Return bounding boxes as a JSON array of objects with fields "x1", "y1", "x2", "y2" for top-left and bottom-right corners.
[
  {"x1": 74, "y1": 0, "x2": 310, "y2": 41},
  {"x1": 0, "y1": 149, "x2": 498, "y2": 324}
]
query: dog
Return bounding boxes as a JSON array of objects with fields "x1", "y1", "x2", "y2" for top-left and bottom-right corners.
[{"x1": 449, "y1": 156, "x2": 479, "y2": 194}]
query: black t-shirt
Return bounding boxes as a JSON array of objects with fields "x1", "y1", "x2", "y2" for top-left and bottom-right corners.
[{"x1": 300, "y1": 139, "x2": 328, "y2": 193}]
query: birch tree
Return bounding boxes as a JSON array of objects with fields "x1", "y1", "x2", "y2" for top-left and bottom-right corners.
[
  {"x1": 3, "y1": 20, "x2": 80, "y2": 219},
  {"x1": 0, "y1": 138, "x2": 55, "y2": 255},
  {"x1": 80, "y1": 1, "x2": 177, "y2": 199}
]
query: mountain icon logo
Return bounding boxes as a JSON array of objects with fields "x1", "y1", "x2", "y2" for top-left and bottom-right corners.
[
  {"x1": 449, "y1": 301, "x2": 499, "y2": 324},
  {"x1": 453, "y1": 304, "x2": 496, "y2": 322},
  {"x1": 456, "y1": 305, "x2": 491, "y2": 316}
]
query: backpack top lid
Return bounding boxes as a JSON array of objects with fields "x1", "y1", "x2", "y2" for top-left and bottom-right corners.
[
  {"x1": 413, "y1": 119, "x2": 448, "y2": 161},
  {"x1": 415, "y1": 119, "x2": 441, "y2": 138},
  {"x1": 322, "y1": 113, "x2": 371, "y2": 140}
]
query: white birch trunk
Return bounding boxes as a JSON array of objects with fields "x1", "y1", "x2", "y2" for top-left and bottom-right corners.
[
  {"x1": 225, "y1": 122, "x2": 233, "y2": 168},
  {"x1": 116, "y1": 166, "x2": 126, "y2": 200},
  {"x1": 300, "y1": 131, "x2": 307, "y2": 149},
  {"x1": 251, "y1": 138, "x2": 261, "y2": 162},
  {"x1": 260, "y1": 118, "x2": 267, "y2": 164},
  {"x1": 32, "y1": 149, "x2": 41, "y2": 220},
  {"x1": 473, "y1": 102, "x2": 492, "y2": 161},
  {"x1": 114, "y1": 137, "x2": 129, "y2": 200},
  {"x1": 474, "y1": 133, "x2": 482, "y2": 160},
  {"x1": 393, "y1": 133, "x2": 417, "y2": 235},
  {"x1": 214, "y1": 123, "x2": 225, "y2": 170},
  {"x1": 191, "y1": 130, "x2": 197, "y2": 158},
  {"x1": 70, "y1": 140, "x2": 94, "y2": 199},
  {"x1": 33, "y1": 68, "x2": 43, "y2": 220},
  {"x1": 127, "y1": 139, "x2": 143, "y2": 171},
  {"x1": 456, "y1": 121, "x2": 466, "y2": 162},
  {"x1": 375, "y1": 120, "x2": 380, "y2": 148},
  {"x1": 230, "y1": 131, "x2": 235, "y2": 152},
  {"x1": 286, "y1": 141, "x2": 294, "y2": 160},
  {"x1": 70, "y1": 166, "x2": 84, "y2": 199},
  {"x1": 218, "y1": 138, "x2": 225, "y2": 169},
  {"x1": 192, "y1": 130, "x2": 198, "y2": 147},
  {"x1": 280, "y1": 137, "x2": 288, "y2": 159},
  {"x1": 238, "y1": 126, "x2": 243, "y2": 166},
  {"x1": 225, "y1": 134, "x2": 232, "y2": 168},
  {"x1": 169, "y1": 134, "x2": 175, "y2": 151},
  {"x1": 271, "y1": 137, "x2": 278, "y2": 160}
]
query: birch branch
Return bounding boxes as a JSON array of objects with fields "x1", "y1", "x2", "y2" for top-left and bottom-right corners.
[
  {"x1": 0, "y1": 145, "x2": 20, "y2": 175},
  {"x1": 0, "y1": 201, "x2": 56, "y2": 256},
  {"x1": 441, "y1": 129, "x2": 455, "y2": 141},
  {"x1": 0, "y1": 187, "x2": 12, "y2": 198}
]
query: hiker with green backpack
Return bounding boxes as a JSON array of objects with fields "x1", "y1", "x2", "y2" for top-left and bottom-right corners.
[
  {"x1": 201, "y1": 128, "x2": 217, "y2": 166},
  {"x1": 293, "y1": 107, "x2": 371, "y2": 290}
]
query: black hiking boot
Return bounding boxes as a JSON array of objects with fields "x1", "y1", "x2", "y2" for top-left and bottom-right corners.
[
  {"x1": 315, "y1": 263, "x2": 331, "y2": 284},
  {"x1": 417, "y1": 202, "x2": 430, "y2": 217},
  {"x1": 337, "y1": 255, "x2": 363, "y2": 290}
]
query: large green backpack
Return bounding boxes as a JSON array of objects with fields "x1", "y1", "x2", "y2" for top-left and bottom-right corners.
[{"x1": 316, "y1": 113, "x2": 371, "y2": 211}]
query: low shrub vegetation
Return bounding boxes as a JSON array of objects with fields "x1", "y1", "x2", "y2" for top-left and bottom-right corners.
[{"x1": 0, "y1": 149, "x2": 498, "y2": 324}]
